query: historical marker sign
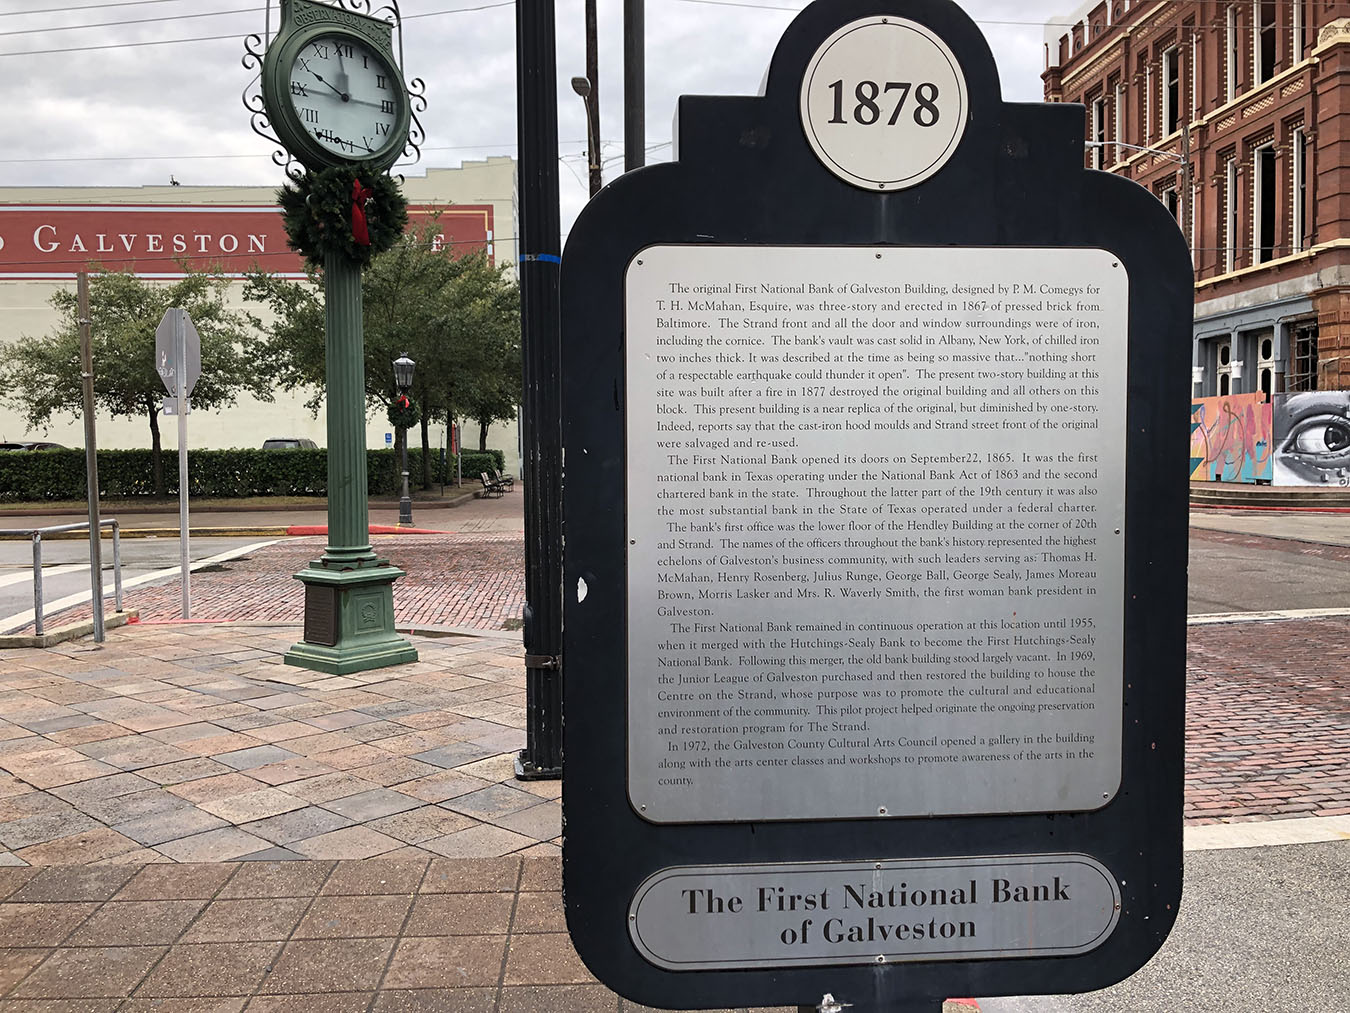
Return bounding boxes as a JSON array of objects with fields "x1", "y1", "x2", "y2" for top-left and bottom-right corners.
[
  {"x1": 627, "y1": 245, "x2": 1128, "y2": 824},
  {"x1": 561, "y1": 0, "x2": 1190, "y2": 1009},
  {"x1": 800, "y1": 17, "x2": 967, "y2": 190}
]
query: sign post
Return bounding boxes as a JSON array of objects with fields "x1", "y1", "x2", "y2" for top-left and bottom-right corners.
[
  {"x1": 560, "y1": 1, "x2": 1192, "y2": 1010},
  {"x1": 156, "y1": 307, "x2": 200, "y2": 619},
  {"x1": 78, "y1": 273, "x2": 105, "y2": 643}
]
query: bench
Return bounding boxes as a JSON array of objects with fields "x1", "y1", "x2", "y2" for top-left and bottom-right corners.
[
  {"x1": 479, "y1": 472, "x2": 505, "y2": 498},
  {"x1": 494, "y1": 469, "x2": 515, "y2": 491}
]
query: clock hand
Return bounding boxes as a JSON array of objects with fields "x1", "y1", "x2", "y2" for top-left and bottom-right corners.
[
  {"x1": 310, "y1": 72, "x2": 349, "y2": 101},
  {"x1": 334, "y1": 47, "x2": 350, "y2": 93},
  {"x1": 314, "y1": 128, "x2": 373, "y2": 154}
]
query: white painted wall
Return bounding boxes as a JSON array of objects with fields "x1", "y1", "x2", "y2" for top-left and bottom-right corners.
[{"x1": 0, "y1": 159, "x2": 521, "y2": 475}]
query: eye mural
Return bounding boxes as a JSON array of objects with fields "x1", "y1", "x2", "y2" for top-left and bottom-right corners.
[{"x1": 1273, "y1": 392, "x2": 1350, "y2": 486}]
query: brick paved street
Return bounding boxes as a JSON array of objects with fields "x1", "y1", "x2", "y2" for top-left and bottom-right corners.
[
  {"x1": 11, "y1": 494, "x2": 527, "y2": 635},
  {"x1": 1184, "y1": 616, "x2": 1350, "y2": 823}
]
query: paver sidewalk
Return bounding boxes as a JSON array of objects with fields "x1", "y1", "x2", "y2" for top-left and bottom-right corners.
[
  {"x1": 0, "y1": 854, "x2": 805, "y2": 1011},
  {"x1": 0, "y1": 624, "x2": 552, "y2": 866}
]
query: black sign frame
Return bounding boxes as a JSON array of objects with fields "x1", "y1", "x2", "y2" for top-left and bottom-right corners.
[{"x1": 560, "y1": 0, "x2": 1191, "y2": 1008}]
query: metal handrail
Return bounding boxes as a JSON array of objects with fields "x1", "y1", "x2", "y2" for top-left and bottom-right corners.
[{"x1": 0, "y1": 520, "x2": 123, "y2": 639}]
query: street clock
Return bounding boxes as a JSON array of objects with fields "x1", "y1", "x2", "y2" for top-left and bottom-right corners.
[{"x1": 259, "y1": 0, "x2": 412, "y2": 171}]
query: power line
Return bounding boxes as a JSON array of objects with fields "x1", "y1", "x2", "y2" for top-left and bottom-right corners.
[
  {"x1": 0, "y1": 5, "x2": 262, "y2": 39},
  {"x1": 0, "y1": 0, "x2": 193, "y2": 17},
  {"x1": 0, "y1": 0, "x2": 513, "y2": 57},
  {"x1": 669, "y1": 0, "x2": 1291, "y2": 32}
]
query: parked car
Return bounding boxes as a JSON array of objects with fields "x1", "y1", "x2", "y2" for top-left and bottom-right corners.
[
  {"x1": 0, "y1": 441, "x2": 66, "y2": 451},
  {"x1": 261, "y1": 438, "x2": 318, "y2": 450}
]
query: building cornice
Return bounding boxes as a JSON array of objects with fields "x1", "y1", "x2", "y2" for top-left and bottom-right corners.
[
  {"x1": 1312, "y1": 18, "x2": 1350, "y2": 56},
  {"x1": 1060, "y1": 1, "x2": 1172, "y2": 89},
  {"x1": 1194, "y1": 240, "x2": 1350, "y2": 293}
]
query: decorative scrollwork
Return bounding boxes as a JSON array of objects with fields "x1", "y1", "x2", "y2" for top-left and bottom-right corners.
[
  {"x1": 241, "y1": 31, "x2": 266, "y2": 73},
  {"x1": 242, "y1": 32, "x2": 300, "y2": 179},
  {"x1": 403, "y1": 76, "x2": 427, "y2": 166},
  {"x1": 337, "y1": 0, "x2": 375, "y2": 14}
]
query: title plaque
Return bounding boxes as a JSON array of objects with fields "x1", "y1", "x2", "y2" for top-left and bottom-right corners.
[
  {"x1": 630, "y1": 854, "x2": 1122, "y2": 970},
  {"x1": 626, "y1": 245, "x2": 1128, "y2": 823}
]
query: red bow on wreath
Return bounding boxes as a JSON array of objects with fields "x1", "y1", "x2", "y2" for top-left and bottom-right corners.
[
  {"x1": 396, "y1": 394, "x2": 410, "y2": 409},
  {"x1": 351, "y1": 179, "x2": 373, "y2": 246}
]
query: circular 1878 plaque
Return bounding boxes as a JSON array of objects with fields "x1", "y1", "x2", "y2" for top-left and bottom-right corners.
[{"x1": 800, "y1": 16, "x2": 968, "y2": 190}]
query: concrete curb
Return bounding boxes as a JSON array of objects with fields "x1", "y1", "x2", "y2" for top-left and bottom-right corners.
[
  {"x1": 0, "y1": 608, "x2": 140, "y2": 649},
  {"x1": 0, "y1": 525, "x2": 462, "y2": 540}
]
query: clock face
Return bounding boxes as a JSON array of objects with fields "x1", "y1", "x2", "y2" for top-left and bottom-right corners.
[{"x1": 288, "y1": 34, "x2": 402, "y2": 160}]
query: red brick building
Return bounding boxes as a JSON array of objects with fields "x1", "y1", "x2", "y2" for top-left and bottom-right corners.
[{"x1": 1043, "y1": 1, "x2": 1350, "y2": 396}]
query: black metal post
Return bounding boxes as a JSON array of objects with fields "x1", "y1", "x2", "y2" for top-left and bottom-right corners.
[
  {"x1": 398, "y1": 425, "x2": 412, "y2": 526},
  {"x1": 624, "y1": 0, "x2": 644, "y2": 171},
  {"x1": 515, "y1": 0, "x2": 564, "y2": 780},
  {"x1": 584, "y1": 0, "x2": 602, "y2": 195}
]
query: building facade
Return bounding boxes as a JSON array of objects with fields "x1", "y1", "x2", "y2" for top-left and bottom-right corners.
[
  {"x1": 1043, "y1": 1, "x2": 1350, "y2": 398},
  {"x1": 0, "y1": 157, "x2": 521, "y2": 472}
]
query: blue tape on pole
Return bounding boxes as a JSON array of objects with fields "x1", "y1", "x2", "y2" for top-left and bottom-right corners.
[{"x1": 520, "y1": 253, "x2": 562, "y2": 264}]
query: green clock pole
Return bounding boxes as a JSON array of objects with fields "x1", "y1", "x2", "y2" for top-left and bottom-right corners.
[
  {"x1": 249, "y1": 0, "x2": 420, "y2": 674},
  {"x1": 283, "y1": 252, "x2": 418, "y2": 675}
]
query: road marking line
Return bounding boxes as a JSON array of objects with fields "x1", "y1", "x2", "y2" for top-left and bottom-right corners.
[
  {"x1": 1184, "y1": 814, "x2": 1350, "y2": 851},
  {"x1": 0, "y1": 564, "x2": 86, "y2": 590},
  {"x1": 1187, "y1": 607, "x2": 1350, "y2": 625},
  {"x1": 0, "y1": 540, "x2": 280, "y2": 635}
]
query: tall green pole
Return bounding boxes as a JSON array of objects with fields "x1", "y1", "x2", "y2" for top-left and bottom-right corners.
[
  {"x1": 320, "y1": 255, "x2": 376, "y2": 565},
  {"x1": 283, "y1": 252, "x2": 418, "y2": 674}
]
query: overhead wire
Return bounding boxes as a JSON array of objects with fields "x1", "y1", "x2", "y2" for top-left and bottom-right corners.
[
  {"x1": 0, "y1": 0, "x2": 513, "y2": 56},
  {"x1": 0, "y1": 0, "x2": 194, "y2": 17}
]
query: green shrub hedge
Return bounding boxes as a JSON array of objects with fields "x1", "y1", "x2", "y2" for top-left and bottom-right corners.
[{"x1": 0, "y1": 447, "x2": 509, "y2": 502}]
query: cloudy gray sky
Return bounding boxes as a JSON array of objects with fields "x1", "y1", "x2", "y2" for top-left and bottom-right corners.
[{"x1": 4, "y1": 0, "x2": 1078, "y2": 232}]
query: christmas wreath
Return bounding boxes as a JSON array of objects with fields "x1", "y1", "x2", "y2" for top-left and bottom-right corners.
[
  {"x1": 278, "y1": 162, "x2": 408, "y2": 269},
  {"x1": 387, "y1": 393, "x2": 420, "y2": 430}
]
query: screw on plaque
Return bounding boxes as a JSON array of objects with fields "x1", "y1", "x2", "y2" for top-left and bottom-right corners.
[{"x1": 805, "y1": 995, "x2": 852, "y2": 1013}]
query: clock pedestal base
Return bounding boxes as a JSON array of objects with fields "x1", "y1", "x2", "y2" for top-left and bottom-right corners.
[{"x1": 285, "y1": 563, "x2": 418, "y2": 675}]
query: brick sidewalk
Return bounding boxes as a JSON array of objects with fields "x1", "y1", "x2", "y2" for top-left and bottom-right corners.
[
  {"x1": 1, "y1": 625, "x2": 551, "y2": 865},
  {"x1": 3, "y1": 615, "x2": 1348, "y2": 868},
  {"x1": 0, "y1": 854, "x2": 800, "y2": 1011}
]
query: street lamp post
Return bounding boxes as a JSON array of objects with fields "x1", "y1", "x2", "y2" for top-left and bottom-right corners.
[
  {"x1": 571, "y1": 76, "x2": 601, "y2": 197},
  {"x1": 393, "y1": 353, "x2": 415, "y2": 527}
]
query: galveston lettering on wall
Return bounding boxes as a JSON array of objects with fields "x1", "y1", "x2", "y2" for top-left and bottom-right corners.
[
  {"x1": 626, "y1": 246, "x2": 1128, "y2": 822},
  {"x1": 0, "y1": 205, "x2": 495, "y2": 278}
]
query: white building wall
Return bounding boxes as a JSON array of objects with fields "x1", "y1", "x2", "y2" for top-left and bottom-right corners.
[{"x1": 0, "y1": 158, "x2": 521, "y2": 475}]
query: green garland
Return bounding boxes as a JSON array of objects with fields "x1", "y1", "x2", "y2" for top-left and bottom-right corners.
[
  {"x1": 387, "y1": 394, "x2": 420, "y2": 430},
  {"x1": 278, "y1": 163, "x2": 408, "y2": 269}
]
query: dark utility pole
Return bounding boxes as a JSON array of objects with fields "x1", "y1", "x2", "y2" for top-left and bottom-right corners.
[
  {"x1": 584, "y1": 0, "x2": 602, "y2": 195},
  {"x1": 624, "y1": 0, "x2": 644, "y2": 170},
  {"x1": 515, "y1": 0, "x2": 564, "y2": 780},
  {"x1": 77, "y1": 272, "x2": 105, "y2": 644}
]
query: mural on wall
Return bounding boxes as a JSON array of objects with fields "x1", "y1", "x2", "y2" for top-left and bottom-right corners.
[
  {"x1": 1272, "y1": 392, "x2": 1350, "y2": 486},
  {"x1": 1189, "y1": 393, "x2": 1273, "y2": 483}
]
